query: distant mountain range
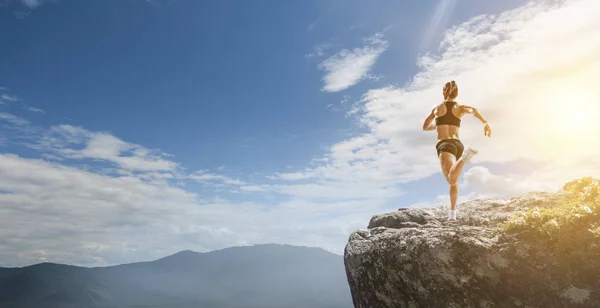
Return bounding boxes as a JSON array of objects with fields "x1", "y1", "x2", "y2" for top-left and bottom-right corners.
[{"x1": 0, "y1": 244, "x2": 352, "y2": 308}]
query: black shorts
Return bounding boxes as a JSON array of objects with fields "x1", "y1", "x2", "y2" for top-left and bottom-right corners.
[{"x1": 436, "y1": 139, "x2": 464, "y2": 159}]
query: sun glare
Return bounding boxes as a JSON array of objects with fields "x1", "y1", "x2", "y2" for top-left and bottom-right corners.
[
  {"x1": 559, "y1": 92, "x2": 598, "y2": 134},
  {"x1": 538, "y1": 84, "x2": 600, "y2": 136},
  {"x1": 530, "y1": 82, "x2": 600, "y2": 160}
]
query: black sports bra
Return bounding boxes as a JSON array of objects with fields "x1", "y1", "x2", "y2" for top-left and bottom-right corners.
[{"x1": 435, "y1": 101, "x2": 461, "y2": 127}]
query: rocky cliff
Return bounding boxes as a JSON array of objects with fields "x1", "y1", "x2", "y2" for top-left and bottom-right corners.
[{"x1": 344, "y1": 190, "x2": 600, "y2": 308}]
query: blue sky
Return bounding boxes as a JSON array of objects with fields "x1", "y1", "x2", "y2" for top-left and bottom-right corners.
[{"x1": 1, "y1": 0, "x2": 599, "y2": 267}]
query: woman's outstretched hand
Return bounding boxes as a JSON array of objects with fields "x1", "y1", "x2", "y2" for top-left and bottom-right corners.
[{"x1": 484, "y1": 123, "x2": 492, "y2": 138}]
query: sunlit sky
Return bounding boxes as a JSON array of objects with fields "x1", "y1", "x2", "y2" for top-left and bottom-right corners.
[{"x1": 1, "y1": 0, "x2": 599, "y2": 267}]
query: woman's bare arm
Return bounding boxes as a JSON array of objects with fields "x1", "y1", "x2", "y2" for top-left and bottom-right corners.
[
  {"x1": 462, "y1": 105, "x2": 491, "y2": 137},
  {"x1": 422, "y1": 108, "x2": 437, "y2": 131},
  {"x1": 462, "y1": 105, "x2": 487, "y2": 123}
]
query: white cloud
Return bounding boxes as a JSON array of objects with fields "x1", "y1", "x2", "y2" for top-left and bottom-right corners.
[
  {"x1": 38, "y1": 125, "x2": 178, "y2": 172},
  {"x1": 188, "y1": 170, "x2": 246, "y2": 186},
  {"x1": 20, "y1": 0, "x2": 42, "y2": 9},
  {"x1": 273, "y1": 180, "x2": 402, "y2": 201},
  {"x1": 318, "y1": 32, "x2": 388, "y2": 92},
  {"x1": 0, "y1": 153, "x2": 375, "y2": 267},
  {"x1": 408, "y1": 192, "x2": 483, "y2": 209},
  {"x1": 347, "y1": 23, "x2": 366, "y2": 32},
  {"x1": 25, "y1": 106, "x2": 45, "y2": 113},
  {"x1": 40, "y1": 153, "x2": 65, "y2": 161},
  {"x1": 240, "y1": 185, "x2": 268, "y2": 192},
  {"x1": 461, "y1": 166, "x2": 543, "y2": 198},
  {"x1": 0, "y1": 100, "x2": 375, "y2": 268},
  {"x1": 0, "y1": 112, "x2": 30, "y2": 126},
  {"x1": 1, "y1": 94, "x2": 19, "y2": 102},
  {"x1": 275, "y1": 133, "x2": 432, "y2": 187},
  {"x1": 282, "y1": 0, "x2": 600, "y2": 201},
  {"x1": 0, "y1": 153, "x2": 198, "y2": 266},
  {"x1": 463, "y1": 160, "x2": 600, "y2": 198},
  {"x1": 305, "y1": 43, "x2": 333, "y2": 60}
]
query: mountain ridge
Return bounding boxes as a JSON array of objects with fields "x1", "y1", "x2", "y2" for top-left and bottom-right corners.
[
  {"x1": 3, "y1": 243, "x2": 339, "y2": 270},
  {"x1": 0, "y1": 243, "x2": 352, "y2": 308}
]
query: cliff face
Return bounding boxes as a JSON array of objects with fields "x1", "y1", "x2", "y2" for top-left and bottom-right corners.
[{"x1": 344, "y1": 192, "x2": 600, "y2": 308}]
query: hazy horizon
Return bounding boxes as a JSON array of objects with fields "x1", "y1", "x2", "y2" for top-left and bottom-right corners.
[
  {"x1": 0, "y1": 243, "x2": 352, "y2": 308},
  {"x1": 1, "y1": 243, "x2": 343, "y2": 268}
]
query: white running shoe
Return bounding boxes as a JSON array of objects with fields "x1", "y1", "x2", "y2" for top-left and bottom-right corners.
[
  {"x1": 448, "y1": 209, "x2": 457, "y2": 220},
  {"x1": 460, "y1": 147, "x2": 478, "y2": 164}
]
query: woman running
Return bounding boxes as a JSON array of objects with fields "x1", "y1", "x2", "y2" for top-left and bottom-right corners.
[{"x1": 422, "y1": 80, "x2": 492, "y2": 220}]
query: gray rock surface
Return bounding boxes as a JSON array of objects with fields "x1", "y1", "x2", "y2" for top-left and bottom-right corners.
[{"x1": 344, "y1": 192, "x2": 600, "y2": 308}]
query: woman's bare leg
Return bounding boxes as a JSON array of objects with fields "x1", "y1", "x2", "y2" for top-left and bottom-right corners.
[
  {"x1": 448, "y1": 148, "x2": 478, "y2": 214},
  {"x1": 439, "y1": 152, "x2": 455, "y2": 181},
  {"x1": 448, "y1": 158, "x2": 466, "y2": 187},
  {"x1": 449, "y1": 183, "x2": 459, "y2": 210},
  {"x1": 439, "y1": 152, "x2": 459, "y2": 210},
  {"x1": 449, "y1": 147, "x2": 478, "y2": 185},
  {"x1": 439, "y1": 152, "x2": 462, "y2": 213},
  {"x1": 439, "y1": 147, "x2": 477, "y2": 219}
]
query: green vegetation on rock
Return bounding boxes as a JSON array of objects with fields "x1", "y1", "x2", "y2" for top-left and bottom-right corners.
[{"x1": 499, "y1": 177, "x2": 600, "y2": 275}]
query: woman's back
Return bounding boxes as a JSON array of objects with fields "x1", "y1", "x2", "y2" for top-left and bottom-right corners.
[{"x1": 434, "y1": 101, "x2": 464, "y2": 141}]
